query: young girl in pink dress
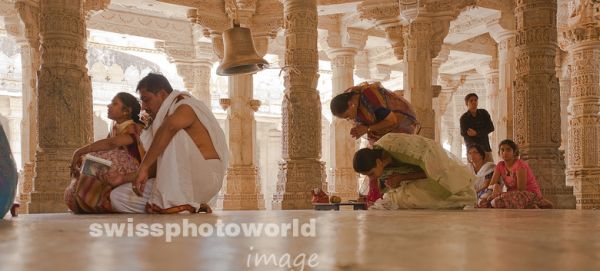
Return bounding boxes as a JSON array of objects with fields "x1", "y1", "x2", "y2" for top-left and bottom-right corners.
[{"x1": 478, "y1": 139, "x2": 553, "y2": 209}]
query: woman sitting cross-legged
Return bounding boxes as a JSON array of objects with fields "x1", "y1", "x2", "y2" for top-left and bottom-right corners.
[
  {"x1": 477, "y1": 139, "x2": 553, "y2": 209},
  {"x1": 467, "y1": 144, "x2": 498, "y2": 205},
  {"x1": 353, "y1": 133, "x2": 476, "y2": 209},
  {"x1": 65, "y1": 92, "x2": 146, "y2": 213}
]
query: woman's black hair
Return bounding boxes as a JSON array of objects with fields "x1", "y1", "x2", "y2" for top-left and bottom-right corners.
[
  {"x1": 115, "y1": 92, "x2": 143, "y2": 125},
  {"x1": 467, "y1": 144, "x2": 486, "y2": 159},
  {"x1": 330, "y1": 92, "x2": 355, "y2": 116},
  {"x1": 353, "y1": 148, "x2": 384, "y2": 173},
  {"x1": 498, "y1": 139, "x2": 519, "y2": 157}
]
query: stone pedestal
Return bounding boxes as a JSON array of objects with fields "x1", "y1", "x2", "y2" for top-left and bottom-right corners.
[
  {"x1": 273, "y1": 0, "x2": 325, "y2": 209},
  {"x1": 513, "y1": 0, "x2": 575, "y2": 209}
]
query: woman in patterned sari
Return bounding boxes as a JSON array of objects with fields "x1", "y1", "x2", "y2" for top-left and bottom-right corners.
[
  {"x1": 65, "y1": 92, "x2": 145, "y2": 213},
  {"x1": 353, "y1": 133, "x2": 476, "y2": 209},
  {"x1": 330, "y1": 82, "x2": 419, "y2": 145}
]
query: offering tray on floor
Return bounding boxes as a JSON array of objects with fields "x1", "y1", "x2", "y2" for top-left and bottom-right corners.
[{"x1": 313, "y1": 202, "x2": 367, "y2": 211}]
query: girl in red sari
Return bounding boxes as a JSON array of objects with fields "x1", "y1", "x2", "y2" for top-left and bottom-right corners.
[{"x1": 65, "y1": 92, "x2": 146, "y2": 213}]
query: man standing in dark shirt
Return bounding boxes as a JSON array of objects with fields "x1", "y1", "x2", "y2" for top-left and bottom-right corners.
[{"x1": 460, "y1": 93, "x2": 495, "y2": 162}]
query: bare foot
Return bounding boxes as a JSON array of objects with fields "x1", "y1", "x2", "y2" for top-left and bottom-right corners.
[
  {"x1": 10, "y1": 203, "x2": 19, "y2": 217},
  {"x1": 198, "y1": 203, "x2": 212, "y2": 214},
  {"x1": 538, "y1": 198, "x2": 553, "y2": 209},
  {"x1": 477, "y1": 198, "x2": 491, "y2": 208}
]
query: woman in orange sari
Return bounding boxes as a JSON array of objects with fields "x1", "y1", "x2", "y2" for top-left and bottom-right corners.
[{"x1": 65, "y1": 92, "x2": 145, "y2": 213}]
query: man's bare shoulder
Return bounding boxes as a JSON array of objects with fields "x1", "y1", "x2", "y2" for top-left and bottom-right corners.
[{"x1": 172, "y1": 103, "x2": 198, "y2": 118}]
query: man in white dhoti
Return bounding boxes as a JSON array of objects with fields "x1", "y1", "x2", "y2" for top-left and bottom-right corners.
[{"x1": 110, "y1": 73, "x2": 228, "y2": 213}]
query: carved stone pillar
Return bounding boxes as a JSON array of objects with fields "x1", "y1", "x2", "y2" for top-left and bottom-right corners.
[
  {"x1": 439, "y1": 74, "x2": 463, "y2": 150},
  {"x1": 28, "y1": 0, "x2": 95, "y2": 213},
  {"x1": 17, "y1": 38, "x2": 38, "y2": 214},
  {"x1": 450, "y1": 129, "x2": 463, "y2": 159},
  {"x1": 273, "y1": 0, "x2": 325, "y2": 209},
  {"x1": 403, "y1": 20, "x2": 435, "y2": 139},
  {"x1": 10, "y1": 2, "x2": 41, "y2": 213},
  {"x1": 476, "y1": 58, "x2": 500, "y2": 160},
  {"x1": 449, "y1": 84, "x2": 463, "y2": 159},
  {"x1": 432, "y1": 46, "x2": 449, "y2": 143},
  {"x1": 514, "y1": 0, "x2": 575, "y2": 208},
  {"x1": 7, "y1": 116, "x2": 22, "y2": 167},
  {"x1": 556, "y1": 49, "x2": 571, "y2": 155},
  {"x1": 178, "y1": 61, "x2": 212, "y2": 105},
  {"x1": 220, "y1": 74, "x2": 264, "y2": 210},
  {"x1": 562, "y1": 0, "x2": 600, "y2": 209},
  {"x1": 327, "y1": 47, "x2": 358, "y2": 201},
  {"x1": 495, "y1": 32, "x2": 515, "y2": 142}
]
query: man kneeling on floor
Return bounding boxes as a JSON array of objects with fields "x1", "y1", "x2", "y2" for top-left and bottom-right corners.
[{"x1": 110, "y1": 73, "x2": 228, "y2": 213}]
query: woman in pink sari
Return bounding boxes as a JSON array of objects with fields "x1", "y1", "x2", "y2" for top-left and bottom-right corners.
[
  {"x1": 65, "y1": 92, "x2": 146, "y2": 213},
  {"x1": 478, "y1": 139, "x2": 552, "y2": 209}
]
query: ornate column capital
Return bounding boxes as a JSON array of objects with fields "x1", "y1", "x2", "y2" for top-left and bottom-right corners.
[
  {"x1": 84, "y1": 0, "x2": 110, "y2": 18},
  {"x1": 248, "y1": 99, "x2": 261, "y2": 112},
  {"x1": 249, "y1": 0, "x2": 283, "y2": 37},
  {"x1": 370, "y1": 64, "x2": 391, "y2": 81},
  {"x1": 325, "y1": 27, "x2": 368, "y2": 51},
  {"x1": 188, "y1": 4, "x2": 230, "y2": 33},
  {"x1": 383, "y1": 23, "x2": 404, "y2": 60},
  {"x1": 219, "y1": 98, "x2": 231, "y2": 110},
  {"x1": 326, "y1": 47, "x2": 357, "y2": 61},
  {"x1": 439, "y1": 74, "x2": 466, "y2": 93},
  {"x1": 432, "y1": 44, "x2": 450, "y2": 66},
  {"x1": 15, "y1": 0, "x2": 40, "y2": 49},
  {"x1": 156, "y1": 41, "x2": 196, "y2": 63},
  {"x1": 357, "y1": 0, "x2": 399, "y2": 28},
  {"x1": 561, "y1": 0, "x2": 600, "y2": 50},
  {"x1": 429, "y1": 18, "x2": 452, "y2": 59}
]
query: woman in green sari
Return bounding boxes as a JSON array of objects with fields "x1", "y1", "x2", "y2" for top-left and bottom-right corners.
[{"x1": 353, "y1": 133, "x2": 476, "y2": 209}]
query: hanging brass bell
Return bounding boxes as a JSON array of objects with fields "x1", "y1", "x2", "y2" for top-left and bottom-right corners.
[{"x1": 217, "y1": 23, "x2": 269, "y2": 76}]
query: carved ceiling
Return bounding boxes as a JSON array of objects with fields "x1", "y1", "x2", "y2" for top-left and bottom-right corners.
[{"x1": 0, "y1": 0, "x2": 568, "y2": 77}]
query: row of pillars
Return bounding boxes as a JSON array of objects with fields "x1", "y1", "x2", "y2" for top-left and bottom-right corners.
[{"x1": 7, "y1": 0, "x2": 600, "y2": 211}]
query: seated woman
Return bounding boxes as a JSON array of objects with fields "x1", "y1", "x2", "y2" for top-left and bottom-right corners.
[
  {"x1": 353, "y1": 133, "x2": 476, "y2": 209},
  {"x1": 467, "y1": 144, "x2": 497, "y2": 204},
  {"x1": 478, "y1": 139, "x2": 552, "y2": 209},
  {"x1": 65, "y1": 92, "x2": 146, "y2": 213},
  {"x1": 330, "y1": 82, "x2": 419, "y2": 145}
]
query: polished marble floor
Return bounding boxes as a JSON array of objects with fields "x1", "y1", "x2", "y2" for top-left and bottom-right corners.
[{"x1": 1, "y1": 209, "x2": 599, "y2": 271}]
